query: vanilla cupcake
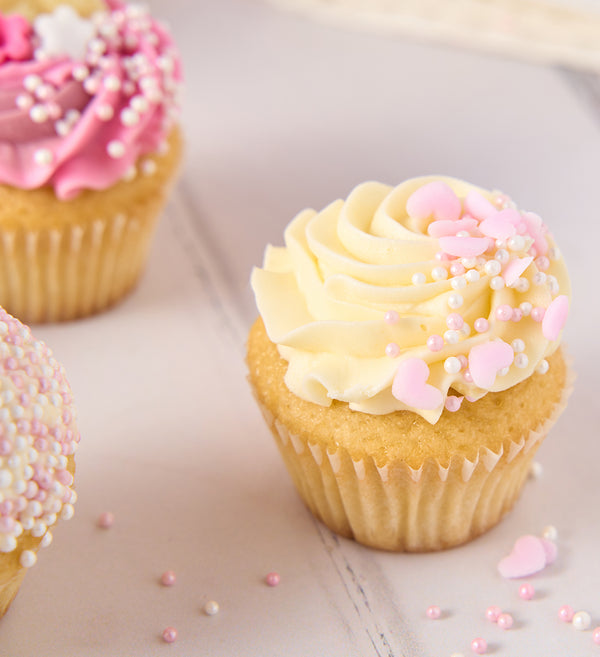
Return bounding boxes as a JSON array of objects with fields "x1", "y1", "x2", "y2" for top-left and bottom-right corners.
[
  {"x1": 0, "y1": 0, "x2": 183, "y2": 322},
  {"x1": 0, "y1": 307, "x2": 80, "y2": 616},
  {"x1": 248, "y1": 176, "x2": 571, "y2": 551}
]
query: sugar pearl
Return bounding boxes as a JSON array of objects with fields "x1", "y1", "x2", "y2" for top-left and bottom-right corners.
[
  {"x1": 96, "y1": 104, "x2": 114, "y2": 121},
  {"x1": 536, "y1": 359, "x2": 549, "y2": 374},
  {"x1": 19, "y1": 549, "x2": 37, "y2": 568},
  {"x1": 446, "y1": 313, "x2": 464, "y2": 330},
  {"x1": 451, "y1": 276, "x2": 467, "y2": 290},
  {"x1": 432, "y1": 266, "x2": 448, "y2": 281},
  {"x1": 514, "y1": 277, "x2": 530, "y2": 292},
  {"x1": 450, "y1": 263, "x2": 465, "y2": 277},
  {"x1": 593, "y1": 627, "x2": 600, "y2": 645},
  {"x1": 443, "y1": 330, "x2": 460, "y2": 345},
  {"x1": 107, "y1": 140, "x2": 125, "y2": 158},
  {"x1": 461, "y1": 257, "x2": 478, "y2": 269},
  {"x1": 530, "y1": 307, "x2": 545, "y2": 322},
  {"x1": 411, "y1": 272, "x2": 426, "y2": 286},
  {"x1": 573, "y1": 611, "x2": 592, "y2": 631},
  {"x1": 265, "y1": 572, "x2": 280, "y2": 586},
  {"x1": 385, "y1": 343, "x2": 400, "y2": 358},
  {"x1": 465, "y1": 269, "x2": 480, "y2": 283},
  {"x1": 471, "y1": 638, "x2": 487, "y2": 655},
  {"x1": 511, "y1": 339, "x2": 525, "y2": 353},
  {"x1": 533, "y1": 272, "x2": 547, "y2": 286},
  {"x1": 204, "y1": 600, "x2": 220, "y2": 616},
  {"x1": 97, "y1": 511, "x2": 114, "y2": 528},
  {"x1": 29, "y1": 105, "x2": 48, "y2": 123},
  {"x1": 508, "y1": 235, "x2": 525, "y2": 251},
  {"x1": 519, "y1": 583, "x2": 535, "y2": 600},
  {"x1": 485, "y1": 606, "x2": 502, "y2": 622},
  {"x1": 444, "y1": 357, "x2": 462, "y2": 374},
  {"x1": 490, "y1": 276, "x2": 505, "y2": 290},
  {"x1": 384, "y1": 310, "x2": 399, "y2": 325},
  {"x1": 558, "y1": 605, "x2": 574, "y2": 622},
  {"x1": 427, "y1": 335, "x2": 444, "y2": 352},
  {"x1": 497, "y1": 613, "x2": 513, "y2": 630},
  {"x1": 484, "y1": 260, "x2": 501, "y2": 276},
  {"x1": 162, "y1": 627, "x2": 177, "y2": 643},
  {"x1": 495, "y1": 305, "x2": 513, "y2": 321},
  {"x1": 530, "y1": 461, "x2": 543, "y2": 478},
  {"x1": 495, "y1": 248, "x2": 510, "y2": 264},
  {"x1": 542, "y1": 525, "x2": 558, "y2": 541},
  {"x1": 426, "y1": 605, "x2": 441, "y2": 620},
  {"x1": 514, "y1": 354, "x2": 529, "y2": 369},
  {"x1": 474, "y1": 318, "x2": 489, "y2": 333},
  {"x1": 34, "y1": 149, "x2": 53, "y2": 166},
  {"x1": 161, "y1": 570, "x2": 176, "y2": 586},
  {"x1": 448, "y1": 294, "x2": 463, "y2": 309}
]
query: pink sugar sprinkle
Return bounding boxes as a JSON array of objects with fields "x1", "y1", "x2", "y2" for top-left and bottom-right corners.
[
  {"x1": 471, "y1": 637, "x2": 487, "y2": 654},
  {"x1": 530, "y1": 307, "x2": 545, "y2": 322},
  {"x1": 495, "y1": 304, "x2": 513, "y2": 321},
  {"x1": 98, "y1": 511, "x2": 115, "y2": 529},
  {"x1": 0, "y1": 439, "x2": 11, "y2": 455},
  {"x1": 446, "y1": 313, "x2": 464, "y2": 330},
  {"x1": 485, "y1": 606, "x2": 501, "y2": 622},
  {"x1": 427, "y1": 335, "x2": 444, "y2": 352},
  {"x1": 426, "y1": 605, "x2": 441, "y2": 619},
  {"x1": 558, "y1": 605, "x2": 574, "y2": 622},
  {"x1": 510, "y1": 308, "x2": 523, "y2": 322},
  {"x1": 518, "y1": 583, "x2": 535, "y2": 600},
  {"x1": 497, "y1": 613, "x2": 514, "y2": 630},
  {"x1": 593, "y1": 627, "x2": 600, "y2": 645},
  {"x1": 384, "y1": 310, "x2": 399, "y2": 325},
  {"x1": 265, "y1": 572, "x2": 280, "y2": 587},
  {"x1": 474, "y1": 318, "x2": 489, "y2": 333},
  {"x1": 160, "y1": 571, "x2": 176, "y2": 587},
  {"x1": 162, "y1": 627, "x2": 177, "y2": 643}
]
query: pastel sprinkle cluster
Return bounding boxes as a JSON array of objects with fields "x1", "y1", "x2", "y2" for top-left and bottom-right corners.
[
  {"x1": 387, "y1": 180, "x2": 568, "y2": 411},
  {"x1": 0, "y1": 308, "x2": 79, "y2": 566}
]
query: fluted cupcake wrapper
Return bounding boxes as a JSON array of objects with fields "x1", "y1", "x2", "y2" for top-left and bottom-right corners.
[
  {"x1": 0, "y1": 211, "x2": 158, "y2": 324},
  {"x1": 254, "y1": 373, "x2": 571, "y2": 552}
]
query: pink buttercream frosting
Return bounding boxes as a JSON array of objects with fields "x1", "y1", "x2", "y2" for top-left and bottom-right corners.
[{"x1": 0, "y1": 1, "x2": 182, "y2": 200}]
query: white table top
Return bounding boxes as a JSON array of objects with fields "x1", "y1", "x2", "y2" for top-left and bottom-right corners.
[{"x1": 1, "y1": 1, "x2": 599, "y2": 655}]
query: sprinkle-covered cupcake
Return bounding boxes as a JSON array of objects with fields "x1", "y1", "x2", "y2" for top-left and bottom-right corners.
[
  {"x1": 0, "y1": 307, "x2": 80, "y2": 616},
  {"x1": 0, "y1": 0, "x2": 183, "y2": 322},
  {"x1": 248, "y1": 176, "x2": 571, "y2": 551}
]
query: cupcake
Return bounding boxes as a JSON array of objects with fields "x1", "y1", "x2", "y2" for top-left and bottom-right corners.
[
  {"x1": 247, "y1": 176, "x2": 571, "y2": 551},
  {"x1": 0, "y1": 307, "x2": 80, "y2": 616},
  {"x1": 0, "y1": 0, "x2": 183, "y2": 323}
]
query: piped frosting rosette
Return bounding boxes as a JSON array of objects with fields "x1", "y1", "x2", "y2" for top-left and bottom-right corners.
[
  {"x1": 252, "y1": 176, "x2": 570, "y2": 424},
  {"x1": 0, "y1": 0, "x2": 182, "y2": 199}
]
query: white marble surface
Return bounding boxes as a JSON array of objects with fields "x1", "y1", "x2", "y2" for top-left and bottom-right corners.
[{"x1": 1, "y1": 0, "x2": 599, "y2": 655}]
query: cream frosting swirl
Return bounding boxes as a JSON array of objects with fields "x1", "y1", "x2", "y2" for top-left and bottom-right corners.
[{"x1": 251, "y1": 176, "x2": 570, "y2": 424}]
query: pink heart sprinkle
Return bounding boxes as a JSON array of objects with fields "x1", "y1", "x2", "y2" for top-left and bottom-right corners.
[
  {"x1": 406, "y1": 181, "x2": 462, "y2": 222},
  {"x1": 439, "y1": 236, "x2": 489, "y2": 258},
  {"x1": 503, "y1": 256, "x2": 533, "y2": 287},
  {"x1": 427, "y1": 217, "x2": 479, "y2": 238},
  {"x1": 468, "y1": 340, "x2": 514, "y2": 389},
  {"x1": 480, "y1": 211, "x2": 517, "y2": 240},
  {"x1": 463, "y1": 190, "x2": 496, "y2": 220},
  {"x1": 498, "y1": 535, "x2": 547, "y2": 579},
  {"x1": 392, "y1": 358, "x2": 443, "y2": 410},
  {"x1": 540, "y1": 538, "x2": 558, "y2": 565},
  {"x1": 542, "y1": 295, "x2": 568, "y2": 341}
]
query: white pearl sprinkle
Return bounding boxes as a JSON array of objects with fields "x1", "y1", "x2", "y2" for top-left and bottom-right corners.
[
  {"x1": 141, "y1": 160, "x2": 157, "y2": 176},
  {"x1": 16, "y1": 94, "x2": 33, "y2": 110},
  {"x1": 498, "y1": 366, "x2": 510, "y2": 376},
  {"x1": 103, "y1": 74, "x2": 121, "y2": 92},
  {"x1": 530, "y1": 461, "x2": 543, "y2": 479},
  {"x1": 34, "y1": 149, "x2": 53, "y2": 166},
  {"x1": 0, "y1": 535, "x2": 17, "y2": 553},
  {"x1": 461, "y1": 257, "x2": 478, "y2": 269},
  {"x1": 120, "y1": 108, "x2": 139, "y2": 126},
  {"x1": 520, "y1": 301, "x2": 533, "y2": 316},
  {"x1": 40, "y1": 532, "x2": 53, "y2": 548},
  {"x1": 547, "y1": 275, "x2": 560, "y2": 295},
  {"x1": 55, "y1": 120, "x2": 71, "y2": 137},
  {"x1": 495, "y1": 248, "x2": 510, "y2": 264},
  {"x1": 542, "y1": 525, "x2": 558, "y2": 541},
  {"x1": 24, "y1": 74, "x2": 42, "y2": 92},
  {"x1": 96, "y1": 104, "x2": 114, "y2": 121},
  {"x1": 60, "y1": 504, "x2": 75, "y2": 521},
  {"x1": 495, "y1": 239, "x2": 506, "y2": 249},
  {"x1": 411, "y1": 272, "x2": 426, "y2": 286},
  {"x1": 31, "y1": 521, "x2": 47, "y2": 538},
  {"x1": 29, "y1": 104, "x2": 49, "y2": 123},
  {"x1": 122, "y1": 165, "x2": 137, "y2": 182},
  {"x1": 536, "y1": 359, "x2": 549, "y2": 375},
  {"x1": 514, "y1": 353, "x2": 529, "y2": 369},
  {"x1": 204, "y1": 600, "x2": 220, "y2": 616},
  {"x1": 19, "y1": 550, "x2": 37, "y2": 568},
  {"x1": 533, "y1": 272, "x2": 547, "y2": 286},
  {"x1": 444, "y1": 357, "x2": 462, "y2": 374},
  {"x1": 460, "y1": 324, "x2": 471, "y2": 337},
  {"x1": 511, "y1": 339, "x2": 525, "y2": 353},
  {"x1": 130, "y1": 95, "x2": 149, "y2": 113},
  {"x1": 465, "y1": 269, "x2": 480, "y2": 283},
  {"x1": 447, "y1": 294, "x2": 463, "y2": 309},
  {"x1": 83, "y1": 77, "x2": 100, "y2": 95},
  {"x1": 443, "y1": 330, "x2": 460, "y2": 345},
  {"x1": 548, "y1": 246, "x2": 560, "y2": 260},
  {"x1": 0, "y1": 470, "x2": 13, "y2": 488},
  {"x1": 490, "y1": 276, "x2": 505, "y2": 290},
  {"x1": 507, "y1": 235, "x2": 526, "y2": 251},
  {"x1": 451, "y1": 276, "x2": 466, "y2": 290},
  {"x1": 431, "y1": 266, "x2": 448, "y2": 282},
  {"x1": 107, "y1": 140, "x2": 125, "y2": 159},
  {"x1": 72, "y1": 65, "x2": 90, "y2": 81},
  {"x1": 484, "y1": 260, "x2": 502, "y2": 276},
  {"x1": 572, "y1": 611, "x2": 592, "y2": 631}
]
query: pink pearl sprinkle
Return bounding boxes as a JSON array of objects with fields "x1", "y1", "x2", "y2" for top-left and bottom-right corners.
[
  {"x1": 445, "y1": 396, "x2": 463, "y2": 412},
  {"x1": 427, "y1": 335, "x2": 444, "y2": 352},
  {"x1": 519, "y1": 583, "x2": 535, "y2": 600},
  {"x1": 446, "y1": 313, "x2": 464, "y2": 330},
  {"x1": 97, "y1": 511, "x2": 114, "y2": 529},
  {"x1": 0, "y1": 439, "x2": 11, "y2": 455},
  {"x1": 160, "y1": 571, "x2": 176, "y2": 587},
  {"x1": 384, "y1": 310, "x2": 399, "y2": 325},
  {"x1": 497, "y1": 613, "x2": 514, "y2": 630},
  {"x1": 474, "y1": 318, "x2": 489, "y2": 333},
  {"x1": 162, "y1": 627, "x2": 177, "y2": 643},
  {"x1": 471, "y1": 637, "x2": 487, "y2": 654},
  {"x1": 485, "y1": 606, "x2": 502, "y2": 622},
  {"x1": 510, "y1": 308, "x2": 523, "y2": 322},
  {"x1": 450, "y1": 262, "x2": 466, "y2": 276},
  {"x1": 495, "y1": 304, "x2": 513, "y2": 321},
  {"x1": 385, "y1": 342, "x2": 400, "y2": 358},
  {"x1": 558, "y1": 605, "x2": 574, "y2": 622},
  {"x1": 265, "y1": 572, "x2": 280, "y2": 587},
  {"x1": 463, "y1": 369, "x2": 473, "y2": 383},
  {"x1": 592, "y1": 626, "x2": 600, "y2": 645},
  {"x1": 426, "y1": 605, "x2": 441, "y2": 620},
  {"x1": 531, "y1": 307, "x2": 545, "y2": 322}
]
